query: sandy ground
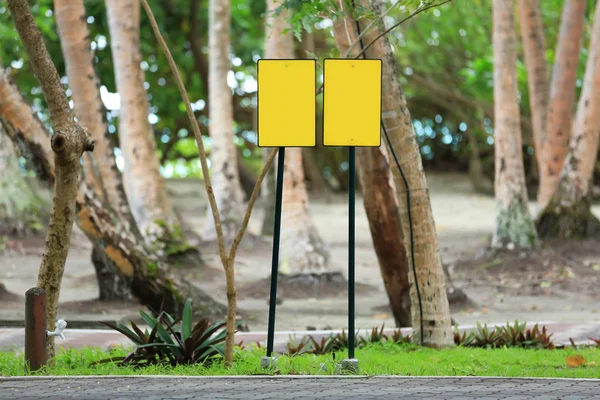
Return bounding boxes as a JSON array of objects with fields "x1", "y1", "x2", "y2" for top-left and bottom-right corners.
[{"x1": 1, "y1": 172, "x2": 599, "y2": 331}]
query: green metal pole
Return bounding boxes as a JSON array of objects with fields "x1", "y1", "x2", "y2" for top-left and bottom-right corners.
[
  {"x1": 266, "y1": 147, "x2": 285, "y2": 357},
  {"x1": 348, "y1": 146, "x2": 356, "y2": 359}
]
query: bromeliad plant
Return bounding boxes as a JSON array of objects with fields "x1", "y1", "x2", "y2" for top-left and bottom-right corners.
[{"x1": 96, "y1": 299, "x2": 241, "y2": 367}]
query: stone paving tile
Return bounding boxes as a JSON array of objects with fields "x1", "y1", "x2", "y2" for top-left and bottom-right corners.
[{"x1": 0, "y1": 377, "x2": 599, "y2": 399}]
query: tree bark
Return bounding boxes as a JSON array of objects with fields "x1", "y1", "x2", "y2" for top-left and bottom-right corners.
[
  {"x1": 7, "y1": 0, "x2": 96, "y2": 360},
  {"x1": 538, "y1": 0, "x2": 586, "y2": 209},
  {"x1": 0, "y1": 61, "x2": 227, "y2": 324},
  {"x1": 55, "y1": 0, "x2": 136, "y2": 299},
  {"x1": 106, "y1": 0, "x2": 187, "y2": 255},
  {"x1": 205, "y1": 0, "x2": 245, "y2": 242},
  {"x1": 517, "y1": 0, "x2": 549, "y2": 171},
  {"x1": 0, "y1": 123, "x2": 47, "y2": 237},
  {"x1": 537, "y1": 0, "x2": 600, "y2": 239},
  {"x1": 361, "y1": 0, "x2": 454, "y2": 345},
  {"x1": 332, "y1": 15, "x2": 410, "y2": 327},
  {"x1": 492, "y1": 0, "x2": 537, "y2": 249}
]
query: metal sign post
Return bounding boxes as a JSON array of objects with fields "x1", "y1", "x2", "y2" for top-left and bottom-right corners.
[
  {"x1": 323, "y1": 58, "x2": 382, "y2": 374},
  {"x1": 348, "y1": 146, "x2": 356, "y2": 360},
  {"x1": 265, "y1": 146, "x2": 285, "y2": 359},
  {"x1": 257, "y1": 59, "x2": 316, "y2": 368}
]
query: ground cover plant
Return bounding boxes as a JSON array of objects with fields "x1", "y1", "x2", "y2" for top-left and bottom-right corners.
[
  {"x1": 1, "y1": 319, "x2": 599, "y2": 378},
  {"x1": 1, "y1": 342, "x2": 599, "y2": 378}
]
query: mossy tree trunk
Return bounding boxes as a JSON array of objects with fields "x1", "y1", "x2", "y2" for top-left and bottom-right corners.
[
  {"x1": 537, "y1": 0, "x2": 600, "y2": 239},
  {"x1": 492, "y1": 0, "x2": 538, "y2": 248}
]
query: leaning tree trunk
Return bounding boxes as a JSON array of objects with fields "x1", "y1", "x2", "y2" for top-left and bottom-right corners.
[
  {"x1": 332, "y1": 15, "x2": 410, "y2": 327},
  {"x1": 265, "y1": 0, "x2": 330, "y2": 276},
  {"x1": 363, "y1": 0, "x2": 453, "y2": 345},
  {"x1": 106, "y1": 0, "x2": 189, "y2": 256},
  {"x1": 0, "y1": 123, "x2": 47, "y2": 237},
  {"x1": 55, "y1": 0, "x2": 137, "y2": 300},
  {"x1": 204, "y1": 0, "x2": 245, "y2": 242},
  {"x1": 7, "y1": 0, "x2": 96, "y2": 360},
  {"x1": 0, "y1": 63, "x2": 227, "y2": 323},
  {"x1": 517, "y1": 0, "x2": 549, "y2": 172},
  {"x1": 537, "y1": 0, "x2": 600, "y2": 239},
  {"x1": 492, "y1": 0, "x2": 537, "y2": 249},
  {"x1": 538, "y1": 0, "x2": 586, "y2": 209}
]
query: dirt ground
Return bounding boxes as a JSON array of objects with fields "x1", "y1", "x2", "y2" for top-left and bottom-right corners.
[{"x1": 1, "y1": 172, "x2": 599, "y2": 331}]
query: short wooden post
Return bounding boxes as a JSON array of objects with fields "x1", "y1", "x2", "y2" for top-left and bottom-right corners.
[{"x1": 25, "y1": 287, "x2": 47, "y2": 373}]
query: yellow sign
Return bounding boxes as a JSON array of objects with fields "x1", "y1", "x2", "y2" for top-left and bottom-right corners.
[
  {"x1": 323, "y1": 59, "x2": 382, "y2": 147},
  {"x1": 257, "y1": 59, "x2": 316, "y2": 147}
]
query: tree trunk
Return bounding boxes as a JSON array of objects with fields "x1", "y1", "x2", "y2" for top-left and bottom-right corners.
[
  {"x1": 7, "y1": 0, "x2": 96, "y2": 360},
  {"x1": 205, "y1": 0, "x2": 245, "y2": 242},
  {"x1": 265, "y1": 0, "x2": 330, "y2": 276},
  {"x1": 106, "y1": 0, "x2": 187, "y2": 255},
  {"x1": 492, "y1": 0, "x2": 537, "y2": 249},
  {"x1": 0, "y1": 61, "x2": 227, "y2": 323},
  {"x1": 363, "y1": 0, "x2": 453, "y2": 345},
  {"x1": 55, "y1": 0, "x2": 135, "y2": 299},
  {"x1": 517, "y1": 0, "x2": 549, "y2": 171},
  {"x1": 0, "y1": 123, "x2": 47, "y2": 237},
  {"x1": 332, "y1": 16, "x2": 410, "y2": 327},
  {"x1": 537, "y1": 0, "x2": 600, "y2": 239},
  {"x1": 538, "y1": 0, "x2": 586, "y2": 209}
]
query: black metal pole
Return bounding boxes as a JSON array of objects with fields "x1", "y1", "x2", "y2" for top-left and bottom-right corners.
[
  {"x1": 348, "y1": 146, "x2": 356, "y2": 359},
  {"x1": 266, "y1": 147, "x2": 285, "y2": 357}
]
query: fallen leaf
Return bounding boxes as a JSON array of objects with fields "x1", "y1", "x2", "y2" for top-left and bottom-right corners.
[
  {"x1": 467, "y1": 308, "x2": 473, "y2": 315},
  {"x1": 481, "y1": 308, "x2": 488, "y2": 314},
  {"x1": 565, "y1": 355, "x2": 586, "y2": 368},
  {"x1": 373, "y1": 313, "x2": 389, "y2": 320}
]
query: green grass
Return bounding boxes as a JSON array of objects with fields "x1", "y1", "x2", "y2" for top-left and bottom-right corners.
[{"x1": 1, "y1": 343, "x2": 599, "y2": 378}]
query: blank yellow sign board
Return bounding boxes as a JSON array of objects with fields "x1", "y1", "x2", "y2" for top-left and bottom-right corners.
[
  {"x1": 257, "y1": 59, "x2": 316, "y2": 147},
  {"x1": 323, "y1": 59, "x2": 382, "y2": 147}
]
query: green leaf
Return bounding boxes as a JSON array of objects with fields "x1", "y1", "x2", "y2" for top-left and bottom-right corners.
[{"x1": 181, "y1": 298, "x2": 193, "y2": 342}]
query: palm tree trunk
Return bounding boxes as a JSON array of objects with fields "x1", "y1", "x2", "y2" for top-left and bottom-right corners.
[
  {"x1": 517, "y1": 0, "x2": 549, "y2": 172},
  {"x1": 537, "y1": 0, "x2": 600, "y2": 239},
  {"x1": 205, "y1": 0, "x2": 245, "y2": 242},
  {"x1": 106, "y1": 0, "x2": 185, "y2": 254},
  {"x1": 363, "y1": 0, "x2": 453, "y2": 345},
  {"x1": 492, "y1": 0, "x2": 537, "y2": 248},
  {"x1": 332, "y1": 14, "x2": 410, "y2": 327},
  {"x1": 538, "y1": 0, "x2": 586, "y2": 209},
  {"x1": 264, "y1": 0, "x2": 331, "y2": 275}
]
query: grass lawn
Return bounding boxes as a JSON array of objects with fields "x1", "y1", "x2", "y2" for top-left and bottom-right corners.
[{"x1": 1, "y1": 343, "x2": 599, "y2": 378}]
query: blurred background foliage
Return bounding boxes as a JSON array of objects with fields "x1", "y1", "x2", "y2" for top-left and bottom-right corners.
[{"x1": 0, "y1": 0, "x2": 595, "y2": 192}]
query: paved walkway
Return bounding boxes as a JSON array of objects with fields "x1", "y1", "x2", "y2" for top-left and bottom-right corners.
[{"x1": 0, "y1": 376, "x2": 599, "y2": 399}]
